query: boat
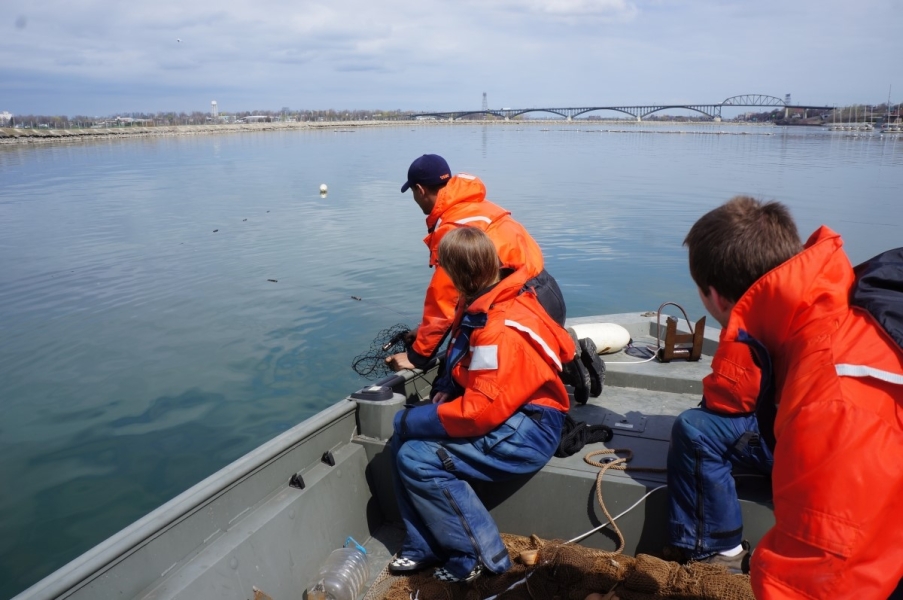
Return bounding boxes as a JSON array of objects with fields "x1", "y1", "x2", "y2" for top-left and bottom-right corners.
[{"x1": 13, "y1": 311, "x2": 775, "y2": 600}]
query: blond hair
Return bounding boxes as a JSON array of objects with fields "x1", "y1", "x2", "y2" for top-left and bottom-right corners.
[{"x1": 438, "y1": 227, "x2": 501, "y2": 301}]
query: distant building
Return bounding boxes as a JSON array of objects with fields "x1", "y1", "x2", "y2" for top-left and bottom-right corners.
[
  {"x1": 0, "y1": 111, "x2": 12, "y2": 125},
  {"x1": 112, "y1": 116, "x2": 153, "y2": 126}
]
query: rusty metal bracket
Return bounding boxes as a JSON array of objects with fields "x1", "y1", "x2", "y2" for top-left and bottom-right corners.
[{"x1": 655, "y1": 302, "x2": 706, "y2": 362}]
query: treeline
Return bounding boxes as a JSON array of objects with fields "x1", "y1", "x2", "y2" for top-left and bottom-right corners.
[
  {"x1": 6, "y1": 103, "x2": 902, "y2": 129},
  {"x1": 2, "y1": 108, "x2": 417, "y2": 129},
  {"x1": 740, "y1": 103, "x2": 901, "y2": 123}
]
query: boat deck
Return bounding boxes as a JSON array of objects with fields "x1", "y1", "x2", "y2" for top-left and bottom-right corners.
[{"x1": 14, "y1": 313, "x2": 775, "y2": 600}]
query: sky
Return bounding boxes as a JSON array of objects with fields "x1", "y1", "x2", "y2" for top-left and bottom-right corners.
[{"x1": 1, "y1": 0, "x2": 900, "y2": 117}]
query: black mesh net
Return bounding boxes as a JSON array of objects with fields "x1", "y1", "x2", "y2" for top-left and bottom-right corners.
[{"x1": 351, "y1": 323, "x2": 412, "y2": 380}]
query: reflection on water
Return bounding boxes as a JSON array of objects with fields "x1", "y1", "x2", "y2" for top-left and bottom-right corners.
[{"x1": 1, "y1": 124, "x2": 901, "y2": 596}]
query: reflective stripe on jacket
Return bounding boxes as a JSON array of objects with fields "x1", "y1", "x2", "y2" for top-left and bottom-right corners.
[
  {"x1": 709, "y1": 227, "x2": 903, "y2": 599},
  {"x1": 407, "y1": 174, "x2": 545, "y2": 366},
  {"x1": 435, "y1": 267, "x2": 572, "y2": 437}
]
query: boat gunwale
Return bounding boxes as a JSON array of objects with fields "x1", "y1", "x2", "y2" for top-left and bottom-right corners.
[{"x1": 14, "y1": 400, "x2": 359, "y2": 600}]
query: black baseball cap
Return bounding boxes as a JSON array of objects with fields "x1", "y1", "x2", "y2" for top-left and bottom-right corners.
[{"x1": 401, "y1": 154, "x2": 452, "y2": 192}]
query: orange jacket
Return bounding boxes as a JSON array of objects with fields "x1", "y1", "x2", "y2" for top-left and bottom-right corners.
[
  {"x1": 706, "y1": 227, "x2": 903, "y2": 598},
  {"x1": 407, "y1": 174, "x2": 545, "y2": 367},
  {"x1": 436, "y1": 267, "x2": 573, "y2": 437}
]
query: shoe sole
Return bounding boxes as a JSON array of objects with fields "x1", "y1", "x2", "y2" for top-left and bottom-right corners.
[
  {"x1": 565, "y1": 329, "x2": 591, "y2": 404},
  {"x1": 389, "y1": 557, "x2": 438, "y2": 573},
  {"x1": 579, "y1": 338, "x2": 605, "y2": 397},
  {"x1": 433, "y1": 564, "x2": 482, "y2": 583}
]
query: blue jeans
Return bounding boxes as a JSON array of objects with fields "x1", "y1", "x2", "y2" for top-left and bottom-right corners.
[
  {"x1": 667, "y1": 407, "x2": 773, "y2": 559},
  {"x1": 390, "y1": 405, "x2": 564, "y2": 578}
]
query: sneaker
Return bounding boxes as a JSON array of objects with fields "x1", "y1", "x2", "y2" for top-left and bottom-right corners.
[
  {"x1": 696, "y1": 541, "x2": 751, "y2": 575},
  {"x1": 661, "y1": 541, "x2": 750, "y2": 575},
  {"x1": 564, "y1": 329, "x2": 591, "y2": 404},
  {"x1": 388, "y1": 555, "x2": 437, "y2": 573},
  {"x1": 578, "y1": 337, "x2": 606, "y2": 397},
  {"x1": 433, "y1": 564, "x2": 482, "y2": 583}
]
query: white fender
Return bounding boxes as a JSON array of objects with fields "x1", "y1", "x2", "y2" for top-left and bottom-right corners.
[{"x1": 569, "y1": 323, "x2": 631, "y2": 354}]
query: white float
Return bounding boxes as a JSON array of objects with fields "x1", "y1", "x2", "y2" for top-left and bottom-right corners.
[
  {"x1": 569, "y1": 322, "x2": 631, "y2": 354},
  {"x1": 319, "y1": 184, "x2": 328, "y2": 193}
]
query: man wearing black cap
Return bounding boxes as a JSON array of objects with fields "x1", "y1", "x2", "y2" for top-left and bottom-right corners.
[{"x1": 386, "y1": 154, "x2": 604, "y2": 404}]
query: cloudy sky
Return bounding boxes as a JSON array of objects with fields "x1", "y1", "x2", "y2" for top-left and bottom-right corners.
[{"x1": 2, "y1": 0, "x2": 900, "y2": 117}]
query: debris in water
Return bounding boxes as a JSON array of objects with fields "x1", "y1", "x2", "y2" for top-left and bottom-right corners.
[
  {"x1": 351, "y1": 296, "x2": 362, "y2": 301},
  {"x1": 268, "y1": 279, "x2": 278, "y2": 283},
  {"x1": 243, "y1": 218, "x2": 247, "y2": 221},
  {"x1": 213, "y1": 229, "x2": 218, "y2": 232}
]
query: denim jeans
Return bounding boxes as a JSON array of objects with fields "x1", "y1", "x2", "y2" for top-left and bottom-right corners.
[
  {"x1": 390, "y1": 405, "x2": 564, "y2": 578},
  {"x1": 667, "y1": 407, "x2": 773, "y2": 559}
]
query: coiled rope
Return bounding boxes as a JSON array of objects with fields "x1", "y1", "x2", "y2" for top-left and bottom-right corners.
[{"x1": 564, "y1": 448, "x2": 668, "y2": 549}]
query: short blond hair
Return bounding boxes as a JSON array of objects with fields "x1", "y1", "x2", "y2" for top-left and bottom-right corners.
[{"x1": 438, "y1": 227, "x2": 501, "y2": 301}]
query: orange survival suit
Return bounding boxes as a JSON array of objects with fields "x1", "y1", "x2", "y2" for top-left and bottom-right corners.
[
  {"x1": 704, "y1": 227, "x2": 903, "y2": 598},
  {"x1": 405, "y1": 174, "x2": 546, "y2": 369},
  {"x1": 395, "y1": 266, "x2": 574, "y2": 439},
  {"x1": 436, "y1": 266, "x2": 573, "y2": 437}
]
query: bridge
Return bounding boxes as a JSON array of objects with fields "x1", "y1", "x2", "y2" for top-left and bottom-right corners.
[{"x1": 410, "y1": 94, "x2": 833, "y2": 122}]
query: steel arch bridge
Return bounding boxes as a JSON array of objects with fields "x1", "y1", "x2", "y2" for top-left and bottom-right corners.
[{"x1": 410, "y1": 94, "x2": 829, "y2": 122}]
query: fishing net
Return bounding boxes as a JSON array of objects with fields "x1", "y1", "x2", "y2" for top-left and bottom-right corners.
[
  {"x1": 365, "y1": 534, "x2": 754, "y2": 600},
  {"x1": 352, "y1": 323, "x2": 412, "y2": 380}
]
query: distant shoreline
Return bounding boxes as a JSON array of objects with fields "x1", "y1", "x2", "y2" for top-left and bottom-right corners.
[
  {"x1": 0, "y1": 120, "x2": 394, "y2": 145},
  {"x1": 0, "y1": 119, "x2": 773, "y2": 146}
]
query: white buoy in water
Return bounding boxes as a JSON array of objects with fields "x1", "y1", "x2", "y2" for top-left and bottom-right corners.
[
  {"x1": 319, "y1": 184, "x2": 328, "y2": 193},
  {"x1": 569, "y1": 322, "x2": 631, "y2": 354}
]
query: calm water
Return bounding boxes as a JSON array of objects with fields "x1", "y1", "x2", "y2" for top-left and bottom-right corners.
[{"x1": 1, "y1": 123, "x2": 901, "y2": 597}]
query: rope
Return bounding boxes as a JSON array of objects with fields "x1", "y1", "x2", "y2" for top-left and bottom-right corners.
[
  {"x1": 584, "y1": 447, "x2": 668, "y2": 474},
  {"x1": 564, "y1": 448, "x2": 668, "y2": 549}
]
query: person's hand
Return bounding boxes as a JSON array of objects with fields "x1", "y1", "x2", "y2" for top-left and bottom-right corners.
[
  {"x1": 432, "y1": 391, "x2": 451, "y2": 404},
  {"x1": 404, "y1": 327, "x2": 418, "y2": 346},
  {"x1": 385, "y1": 352, "x2": 415, "y2": 371}
]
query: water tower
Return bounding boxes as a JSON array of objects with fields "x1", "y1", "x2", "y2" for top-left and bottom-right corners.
[{"x1": 211, "y1": 101, "x2": 218, "y2": 121}]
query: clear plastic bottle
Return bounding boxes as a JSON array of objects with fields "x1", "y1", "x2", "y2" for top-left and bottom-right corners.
[{"x1": 306, "y1": 537, "x2": 370, "y2": 600}]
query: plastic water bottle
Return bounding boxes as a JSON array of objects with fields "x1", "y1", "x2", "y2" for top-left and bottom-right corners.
[{"x1": 307, "y1": 537, "x2": 370, "y2": 600}]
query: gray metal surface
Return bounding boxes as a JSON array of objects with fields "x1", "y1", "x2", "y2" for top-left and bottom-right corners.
[
  {"x1": 356, "y1": 392, "x2": 408, "y2": 440},
  {"x1": 140, "y1": 441, "x2": 374, "y2": 600}
]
